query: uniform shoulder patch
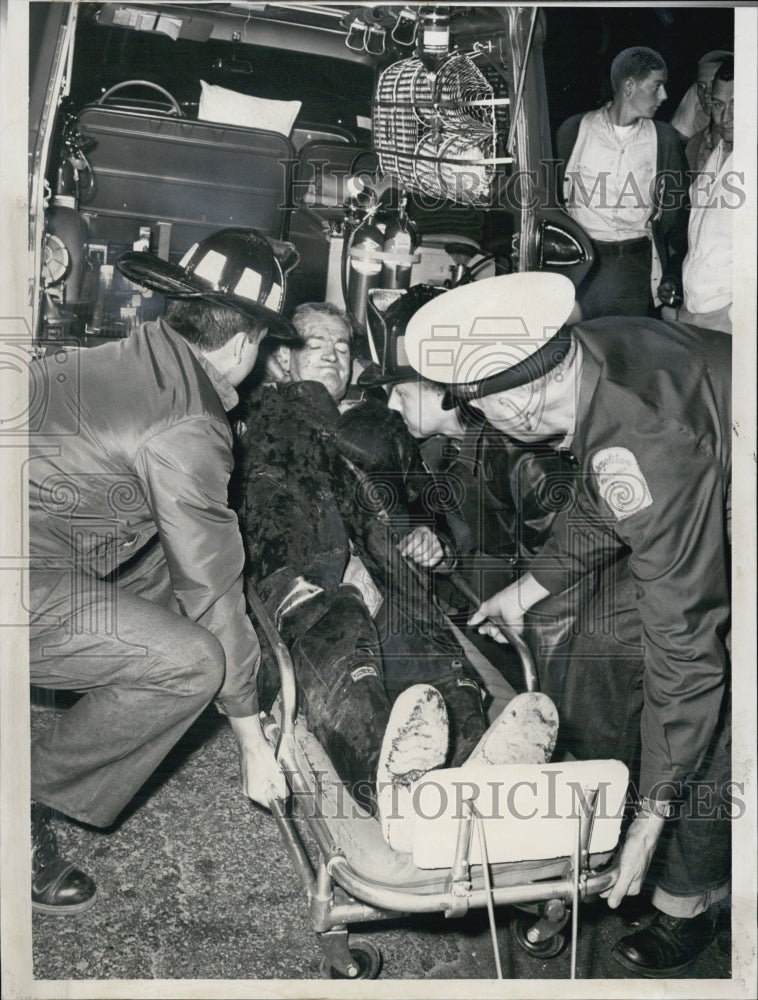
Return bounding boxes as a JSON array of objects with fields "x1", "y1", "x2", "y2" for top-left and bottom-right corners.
[{"x1": 591, "y1": 447, "x2": 653, "y2": 521}]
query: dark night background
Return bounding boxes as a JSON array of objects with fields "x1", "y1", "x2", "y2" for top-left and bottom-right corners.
[
  {"x1": 51, "y1": 4, "x2": 736, "y2": 149},
  {"x1": 541, "y1": 4, "x2": 735, "y2": 137}
]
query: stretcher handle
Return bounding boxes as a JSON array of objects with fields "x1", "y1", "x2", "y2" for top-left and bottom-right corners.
[
  {"x1": 245, "y1": 581, "x2": 297, "y2": 742},
  {"x1": 440, "y1": 567, "x2": 540, "y2": 694}
]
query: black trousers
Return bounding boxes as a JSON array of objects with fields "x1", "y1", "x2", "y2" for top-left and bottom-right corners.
[
  {"x1": 578, "y1": 239, "x2": 653, "y2": 320},
  {"x1": 253, "y1": 574, "x2": 488, "y2": 810}
]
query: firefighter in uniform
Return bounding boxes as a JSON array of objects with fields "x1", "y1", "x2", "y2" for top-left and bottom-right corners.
[{"x1": 403, "y1": 272, "x2": 731, "y2": 978}]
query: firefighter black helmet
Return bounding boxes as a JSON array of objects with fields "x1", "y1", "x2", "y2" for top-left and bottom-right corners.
[{"x1": 117, "y1": 227, "x2": 300, "y2": 340}]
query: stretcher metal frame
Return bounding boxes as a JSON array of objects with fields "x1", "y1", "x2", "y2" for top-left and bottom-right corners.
[{"x1": 246, "y1": 581, "x2": 619, "y2": 979}]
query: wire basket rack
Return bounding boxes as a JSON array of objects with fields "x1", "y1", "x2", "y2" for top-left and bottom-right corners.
[{"x1": 372, "y1": 53, "x2": 512, "y2": 206}]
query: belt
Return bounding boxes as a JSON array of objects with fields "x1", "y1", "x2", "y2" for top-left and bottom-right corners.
[{"x1": 593, "y1": 237, "x2": 651, "y2": 258}]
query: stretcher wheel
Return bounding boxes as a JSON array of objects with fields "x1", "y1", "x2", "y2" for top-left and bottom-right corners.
[
  {"x1": 319, "y1": 937, "x2": 382, "y2": 979},
  {"x1": 511, "y1": 912, "x2": 568, "y2": 959}
]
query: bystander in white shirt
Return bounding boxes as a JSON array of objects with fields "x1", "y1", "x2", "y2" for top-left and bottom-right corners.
[
  {"x1": 679, "y1": 140, "x2": 735, "y2": 334},
  {"x1": 564, "y1": 107, "x2": 657, "y2": 242}
]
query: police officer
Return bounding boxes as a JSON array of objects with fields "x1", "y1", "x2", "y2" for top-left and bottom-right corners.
[
  {"x1": 360, "y1": 285, "x2": 579, "y2": 694},
  {"x1": 403, "y1": 272, "x2": 731, "y2": 977}
]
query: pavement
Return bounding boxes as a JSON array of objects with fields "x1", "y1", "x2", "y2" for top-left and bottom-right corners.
[{"x1": 30, "y1": 696, "x2": 733, "y2": 991}]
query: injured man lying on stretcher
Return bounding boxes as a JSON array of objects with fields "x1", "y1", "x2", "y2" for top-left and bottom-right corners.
[{"x1": 231, "y1": 302, "x2": 559, "y2": 852}]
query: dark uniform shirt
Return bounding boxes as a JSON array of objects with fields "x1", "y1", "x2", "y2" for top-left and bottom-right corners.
[
  {"x1": 428, "y1": 426, "x2": 574, "y2": 560},
  {"x1": 529, "y1": 318, "x2": 731, "y2": 798},
  {"x1": 420, "y1": 425, "x2": 577, "y2": 606}
]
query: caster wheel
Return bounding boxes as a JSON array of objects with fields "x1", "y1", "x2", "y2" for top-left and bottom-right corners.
[
  {"x1": 511, "y1": 912, "x2": 567, "y2": 959},
  {"x1": 320, "y1": 936, "x2": 382, "y2": 979}
]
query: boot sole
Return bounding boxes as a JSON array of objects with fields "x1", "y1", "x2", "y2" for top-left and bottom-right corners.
[
  {"x1": 465, "y1": 692, "x2": 559, "y2": 767},
  {"x1": 377, "y1": 684, "x2": 448, "y2": 853},
  {"x1": 377, "y1": 685, "x2": 448, "y2": 782},
  {"x1": 32, "y1": 889, "x2": 98, "y2": 916}
]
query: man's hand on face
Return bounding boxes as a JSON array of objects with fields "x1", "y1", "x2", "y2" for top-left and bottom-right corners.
[
  {"x1": 398, "y1": 525, "x2": 445, "y2": 567},
  {"x1": 229, "y1": 714, "x2": 288, "y2": 808}
]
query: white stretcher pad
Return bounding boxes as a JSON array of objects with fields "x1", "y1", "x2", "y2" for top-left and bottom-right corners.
[
  {"x1": 285, "y1": 714, "x2": 612, "y2": 892},
  {"x1": 411, "y1": 760, "x2": 629, "y2": 870}
]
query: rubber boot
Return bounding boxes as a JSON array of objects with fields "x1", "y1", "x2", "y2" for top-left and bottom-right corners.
[
  {"x1": 291, "y1": 586, "x2": 391, "y2": 812},
  {"x1": 253, "y1": 569, "x2": 334, "y2": 713},
  {"x1": 433, "y1": 674, "x2": 488, "y2": 767}
]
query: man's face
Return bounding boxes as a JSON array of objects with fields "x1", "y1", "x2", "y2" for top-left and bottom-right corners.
[
  {"x1": 227, "y1": 325, "x2": 267, "y2": 387},
  {"x1": 711, "y1": 77, "x2": 734, "y2": 146},
  {"x1": 696, "y1": 61, "x2": 722, "y2": 115},
  {"x1": 388, "y1": 380, "x2": 448, "y2": 438},
  {"x1": 470, "y1": 381, "x2": 550, "y2": 442},
  {"x1": 627, "y1": 70, "x2": 668, "y2": 120},
  {"x1": 289, "y1": 315, "x2": 351, "y2": 401}
]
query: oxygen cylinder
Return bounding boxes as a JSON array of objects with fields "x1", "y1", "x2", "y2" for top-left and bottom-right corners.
[
  {"x1": 381, "y1": 211, "x2": 418, "y2": 290},
  {"x1": 347, "y1": 221, "x2": 385, "y2": 329},
  {"x1": 45, "y1": 194, "x2": 88, "y2": 307}
]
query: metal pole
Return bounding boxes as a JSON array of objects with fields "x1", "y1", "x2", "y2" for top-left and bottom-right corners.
[{"x1": 446, "y1": 569, "x2": 540, "y2": 692}]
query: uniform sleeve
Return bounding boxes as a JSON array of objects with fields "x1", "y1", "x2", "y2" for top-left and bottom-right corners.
[
  {"x1": 610, "y1": 445, "x2": 729, "y2": 798},
  {"x1": 528, "y1": 486, "x2": 624, "y2": 595},
  {"x1": 509, "y1": 448, "x2": 581, "y2": 560},
  {"x1": 135, "y1": 417, "x2": 260, "y2": 717}
]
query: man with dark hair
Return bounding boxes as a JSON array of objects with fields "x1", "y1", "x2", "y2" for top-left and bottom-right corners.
[
  {"x1": 406, "y1": 271, "x2": 732, "y2": 977},
  {"x1": 29, "y1": 227, "x2": 297, "y2": 914},
  {"x1": 662, "y1": 57, "x2": 735, "y2": 334},
  {"x1": 607, "y1": 46, "x2": 668, "y2": 94},
  {"x1": 557, "y1": 46, "x2": 689, "y2": 319}
]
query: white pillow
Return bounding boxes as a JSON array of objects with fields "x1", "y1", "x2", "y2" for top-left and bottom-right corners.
[{"x1": 198, "y1": 80, "x2": 301, "y2": 136}]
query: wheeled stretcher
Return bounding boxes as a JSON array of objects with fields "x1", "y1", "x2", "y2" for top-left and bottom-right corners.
[{"x1": 246, "y1": 581, "x2": 628, "y2": 980}]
